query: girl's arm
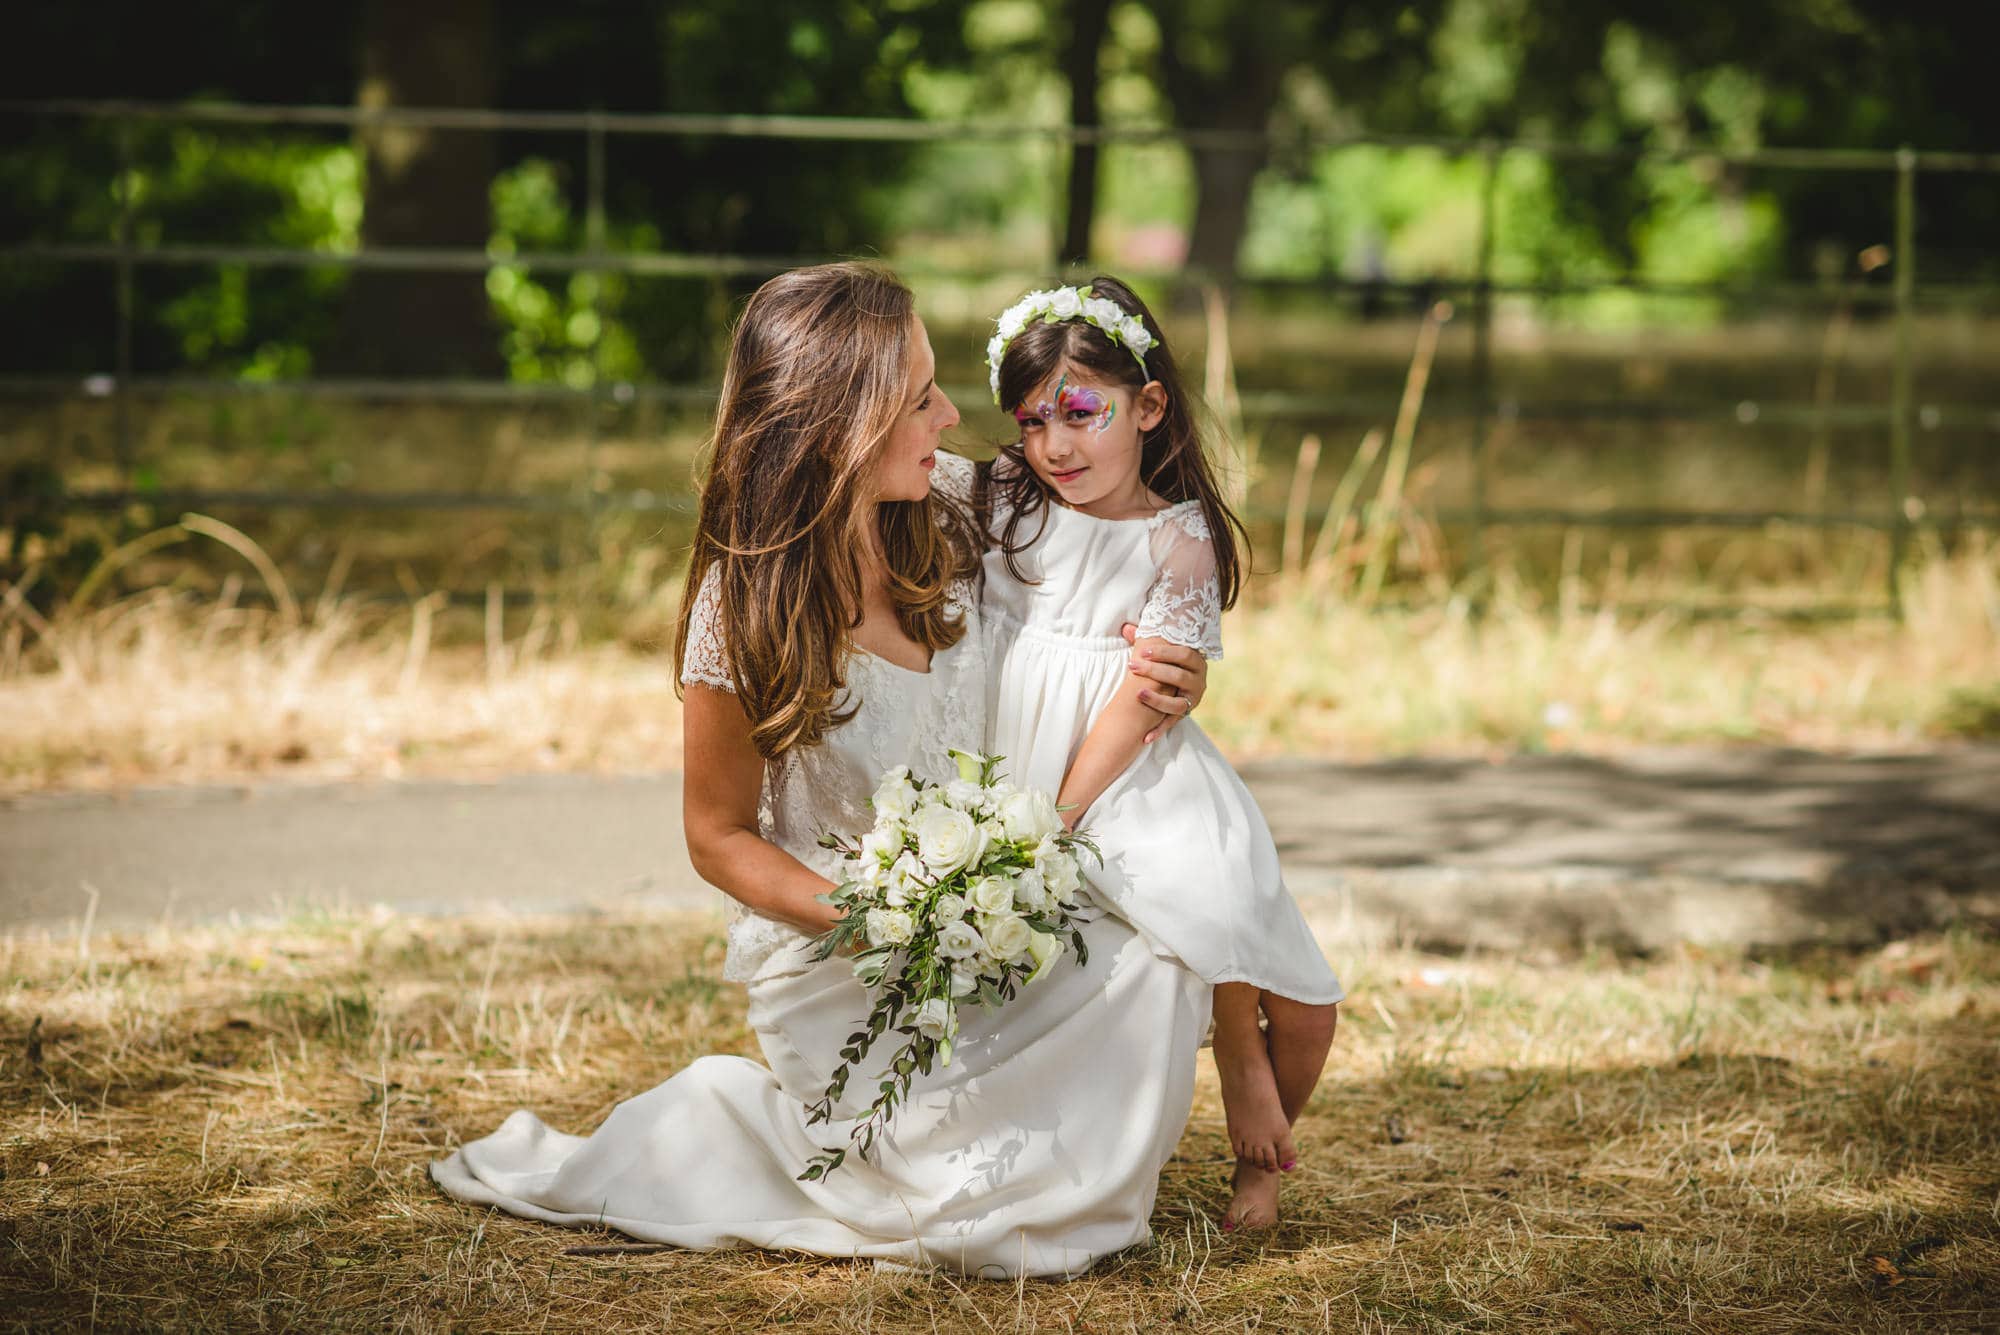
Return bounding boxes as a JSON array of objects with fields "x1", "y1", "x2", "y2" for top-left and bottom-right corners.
[
  {"x1": 682, "y1": 684, "x2": 842, "y2": 935},
  {"x1": 1056, "y1": 638, "x2": 1180, "y2": 828},
  {"x1": 1060, "y1": 514, "x2": 1224, "y2": 826}
]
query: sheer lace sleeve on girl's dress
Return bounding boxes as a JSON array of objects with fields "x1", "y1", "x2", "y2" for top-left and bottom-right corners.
[
  {"x1": 680, "y1": 565, "x2": 736, "y2": 691},
  {"x1": 1138, "y1": 505, "x2": 1224, "y2": 660}
]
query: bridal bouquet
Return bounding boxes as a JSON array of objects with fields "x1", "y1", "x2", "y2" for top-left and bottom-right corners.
[{"x1": 798, "y1": 749, "x2": 1096, "y2": 1181}]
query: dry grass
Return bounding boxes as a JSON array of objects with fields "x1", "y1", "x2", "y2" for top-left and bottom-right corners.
[
  {"x1": 2, "y1": 908, "x2": 1996, "y2": 1332},
  {"x1": 0, "y1": 587, "x2": 686, "y2": 793},
  {"x1": 3, "y1": 540, "x2": 1996, "y2": 793}
]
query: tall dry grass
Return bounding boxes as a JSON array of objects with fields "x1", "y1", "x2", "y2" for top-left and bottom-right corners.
[{"x1": 1, "y1": 534, "x2": 1995, "y2": 792}]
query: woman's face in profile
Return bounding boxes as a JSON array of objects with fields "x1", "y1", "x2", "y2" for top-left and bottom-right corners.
[{"x1": 872, "y1": 316, "x2": 959, "y2": 503}]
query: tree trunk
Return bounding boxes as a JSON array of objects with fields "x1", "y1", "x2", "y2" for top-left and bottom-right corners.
[
  {"x1": 1175, "y1": 71, "x2": 1282, "y2": 285},
  {"x1": 326, "y1": 0, "x2": 504, "y2": 377},
  {"x1": 1150, "y1": 4, "x2": 1291, "y2": 288},
  {"x1": 1060, "y1": 0, "x2": 1114, "y2": 267}
]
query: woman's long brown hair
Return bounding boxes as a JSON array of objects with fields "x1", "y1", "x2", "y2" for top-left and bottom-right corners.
[
  {"x1": 985, "y1": 274, "x2": 1247, "y2": 611},
  {"x1": 674, "y1": 262, "x2": 977, "y2": 759}
]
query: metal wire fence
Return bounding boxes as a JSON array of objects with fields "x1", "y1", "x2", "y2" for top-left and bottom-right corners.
[{"x1": 6, "y1": 97, "x2": 2000, "y2": 618}]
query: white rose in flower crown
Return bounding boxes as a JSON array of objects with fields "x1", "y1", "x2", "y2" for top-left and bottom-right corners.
[
  {"x1": 999, "y1": 788, "x2": 1065, "y2": 842},
  {"x1": 916, "y1": 806, "x2": 985, "y2": 876},
  {"x1": 913, "y1": 997, "x2": 956, "y2": 1042},
  {"x1": 871, "y1": 767, "x2": 918, "y2": 821},
  {"x1": 1011, "y1": 866, "x2": 1050, "y2": 913},
  {"x1": 1041, "y1": 849, "x2": 1081, "y2": 900},
  {"x1": 997, "y1": 307, "x2": 1028, "y2": 339},
  {"x1": 967, "y1": 875, "x2": 1014, "y2": 915},
  {"x1": 981, "y1": 912, "x2": 1034, "y2": 961},
  {"x1": 865, "y1": 907, "x2": 914, "y2": 948},
  {"x1": 937, "y1": 919, "x2": 985, "y2": 961},
  {"x1": 1048, "y1": 288, "x2": 1083, "y2": 320},
  {"x1": 1120, "y1": 315, "x2": 1151, "y2": 353},
  {"x1": 933, "y1": 891, "x2": 970, "y2": 924}
]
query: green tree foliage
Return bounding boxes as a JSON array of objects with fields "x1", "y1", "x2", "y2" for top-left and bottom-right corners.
[{"x1": 3, "y1": 0, "x2": 969, "y2": 380}]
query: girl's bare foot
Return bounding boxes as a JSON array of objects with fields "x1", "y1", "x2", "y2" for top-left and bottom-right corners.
[
  {"x1": 1215, "y1": 1031, "x2": 1299, "y2": 1173},
  {"x1": 1222, "y1": 1158, "x2": 1280, "y2": 1233}
]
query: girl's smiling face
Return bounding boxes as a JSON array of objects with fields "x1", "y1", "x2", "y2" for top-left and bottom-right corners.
[{"x1": 1013, "y1": 366, "x2": 1167, "y2": 516}]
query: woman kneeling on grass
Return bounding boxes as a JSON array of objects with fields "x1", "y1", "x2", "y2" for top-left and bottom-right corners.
[{"x1": 431, "y1": 262, "x2": 1218, "y2": 1279}]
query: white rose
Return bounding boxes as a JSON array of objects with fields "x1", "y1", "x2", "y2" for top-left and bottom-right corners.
[
  {"x1": 986, "y1": 332, "x2": 1007, "y2": 360},
  {"x1": 1120, "y1": 315, "x2": 1152, "y2": 351},
  {"x1": 916, "y1": 806, "x2": 984, "y2": 876},
  {"x1": 997, "y1": 308, "x2": 1027, "y2": 339},
  {"x1": 882, "y1": 850, "x2": 926, "y2": 907},
  {"x1": 913, "y1": 997, "x2": 956, "y2": 1042},
  {"x1": 1011, "y1": 866, "x2": 1050, "y2": 913},
  {"x1": 981, "y1": 913, "x2": 1034, "y2": 961},
  {"x1": 937, "y1": 920, "x2": 985, "y2": 961},
  {"x1": 933, "y1": 891, "x2": 969, "y2": 924},
  {"x1": 865, "y1": 908, "x2": 914, "y2": 948},
  {"x1": 1041, "y1": 850, "x2": 1081, "y2": 900},
  {"x1": 967, "y1": 875, "x2": 1013, "y2": 915},
  {"x1": 1009, "y1": 789, "x2": 1062, "y2": 841},
  {"x1": 1048, "y1": 288, "x2": 1083, "y2": 320},
  {"x1": 996, "y1": 787, "x2": 1056, "y2": 839},
  {"x1": 872, "y1": 768, "x2": 918, "y2": 821},
  {"x1": 1082, "y1": 297, "x2": 1122, "y2": 331},
  {"x1": 949, "y1": 967, "x2": 980, "y2": 999}
]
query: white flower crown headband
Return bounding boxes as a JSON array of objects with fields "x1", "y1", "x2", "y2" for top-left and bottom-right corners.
[{"x1": 985, "y1": 286, "x2": 1158, "y2": 404}]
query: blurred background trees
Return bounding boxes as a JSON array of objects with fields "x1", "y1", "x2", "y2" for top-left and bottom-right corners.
[{"x1": 4, "y1": 0, "x2": 1992, "y2": 383}]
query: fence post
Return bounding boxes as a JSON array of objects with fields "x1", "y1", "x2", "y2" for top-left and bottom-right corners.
[
  {"x1": 1888, "y1": 145, "x2": 1916, "y2": 619},
  {"x1": 1469, "y1": 140, "x2": 1499, "y2": 616},
  {"x1": 113, "y1": 115, "x2": 136, "y2": 487},
  {"x1": 584, "y1": 111, "x2": 608, "y2": 520}
]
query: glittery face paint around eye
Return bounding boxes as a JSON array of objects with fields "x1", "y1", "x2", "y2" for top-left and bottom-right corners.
[
  {"x1": 1056, "y1": 383, "x2": 1116, "y2": 434},
  {"x1": 1014, "y1": 374, "x2": 1069, "y2": 431}
]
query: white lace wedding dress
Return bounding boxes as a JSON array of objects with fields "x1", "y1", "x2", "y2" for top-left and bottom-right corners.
[
  {"x1": 981, "y1": 484, "x2": 1344, "y2": 1006},
  {"x1": 431, "y1": 455, "x2": 1212, "y2": 1278}
]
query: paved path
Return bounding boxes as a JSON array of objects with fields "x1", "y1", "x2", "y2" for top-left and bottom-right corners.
[{"x1": 5, "y1": 746, "x2": 1998, "y2": 949}]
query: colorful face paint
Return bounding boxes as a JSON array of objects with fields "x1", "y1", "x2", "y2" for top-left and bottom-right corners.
[
  {"x1": 1057, "y1": 383, "x2": 1116, "y2": 434},
  {"x1": 1014, "y1": 374, "x2": 1070, "y2": 430}
]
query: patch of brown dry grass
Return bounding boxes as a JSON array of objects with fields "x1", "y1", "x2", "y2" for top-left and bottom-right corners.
[{"x1": 3, "y1": 909, "x2": 1996, "y2": 1332}]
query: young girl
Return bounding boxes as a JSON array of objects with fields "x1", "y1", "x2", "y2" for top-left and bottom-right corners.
[{"x1": 976, "y1": 277, "x2": 1343, "y2": 1232}]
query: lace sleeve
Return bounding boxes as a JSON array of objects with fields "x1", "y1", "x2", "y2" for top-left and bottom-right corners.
[
  {"x1": 929, "y1": 449, "x2": 977, "y2": 507},
  {"x1": 680, "y1": 565, "x2": 736, "y2": 692},
  {"x1": 1137, "y1": 506, "x2": 1223, "y2": 660}
]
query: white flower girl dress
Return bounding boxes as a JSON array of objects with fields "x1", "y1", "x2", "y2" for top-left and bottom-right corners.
[{"x1": 981, "y1": 486, "x2": 1344, "y2": 1007}]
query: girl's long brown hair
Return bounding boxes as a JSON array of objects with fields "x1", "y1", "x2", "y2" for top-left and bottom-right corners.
[
  {"x1": 984, "y1": 274, "x2": 1247, "y2": 610},
  {"x1": 674, "y1": 262, "x2": 977, "y2": 759}
]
